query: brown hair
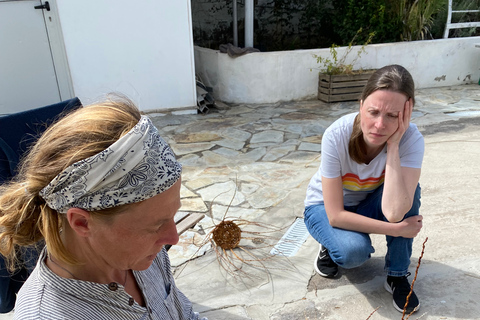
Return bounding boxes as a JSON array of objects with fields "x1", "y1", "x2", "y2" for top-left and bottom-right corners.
[
  {"x1": 349, "y1": 65, "x2": 415, "y2": 164},
  {"x1": 0, "y1": 95, "x2": 141, "y2": 270}
]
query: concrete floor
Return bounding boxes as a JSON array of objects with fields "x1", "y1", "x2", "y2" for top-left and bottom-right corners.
[
  {"x1": 167, "y1": 85, "x2": 480, "y2": 320},
  {"x1": 2, "y1": 85, "x2": 480, "y2": 319}
]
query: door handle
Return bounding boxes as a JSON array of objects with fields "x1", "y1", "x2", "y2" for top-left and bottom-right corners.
[{"x1": 34, "y1": 1, "x2": 50, "y2": 11}]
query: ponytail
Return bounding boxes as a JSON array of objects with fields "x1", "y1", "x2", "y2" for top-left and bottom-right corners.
[{"x1": 0, "y1": 180, "x2": 47, "y2": 270}]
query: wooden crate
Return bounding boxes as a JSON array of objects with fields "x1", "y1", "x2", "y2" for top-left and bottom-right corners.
[{"x1": 318, "y1": 70, "x2": 375, "y2": 103}]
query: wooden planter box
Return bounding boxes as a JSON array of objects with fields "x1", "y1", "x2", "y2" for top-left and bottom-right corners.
[{"x1": 318, "y1": 70, "x2": 375, "y2": 103}]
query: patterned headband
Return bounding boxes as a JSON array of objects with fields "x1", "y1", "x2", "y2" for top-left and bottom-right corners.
[{"x1": 39, "y1": 115, "x2": 182, "y2": 213}]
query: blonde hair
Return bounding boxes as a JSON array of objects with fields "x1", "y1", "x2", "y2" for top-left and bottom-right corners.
[
  {"x1": 0, "y1": 96, "x2": 141, "y2": 270},
  {"x1": 349, "y1": 65, "x2": 415, "y2": 164}
]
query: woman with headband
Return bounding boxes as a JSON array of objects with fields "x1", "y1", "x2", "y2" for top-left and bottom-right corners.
[{"x1": 0, "y1": 97, "x2": 205, "y2": 319}]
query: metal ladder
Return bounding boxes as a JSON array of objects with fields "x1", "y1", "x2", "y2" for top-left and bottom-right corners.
[{"x1": 444, "y1": 0, "x2": 480, "y2": 38}]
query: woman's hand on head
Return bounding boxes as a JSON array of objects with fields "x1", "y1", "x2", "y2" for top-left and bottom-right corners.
[{"x1": 387, "y1": 98, "x2": 413, "y2": 146}]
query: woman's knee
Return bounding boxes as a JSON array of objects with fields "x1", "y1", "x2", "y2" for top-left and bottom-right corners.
[
  {"x1": 304, "y1": 204, "x2": 329, "y2": 241},
  {"x1": 329, "y1": 236, "x2": 374, "y2": 269}
]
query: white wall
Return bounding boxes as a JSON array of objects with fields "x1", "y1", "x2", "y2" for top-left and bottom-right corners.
[
  {"x1": 56, "y1": 0, "x2": 196, "y2": 112},
  {"x1": 195, "y1": 37, "x2": 480, "y2": 104},
  {"x1": 0, "y1": 0, "x2": 61, "y2": 114}
]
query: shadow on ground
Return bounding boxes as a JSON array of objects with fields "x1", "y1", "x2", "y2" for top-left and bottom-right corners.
[{"x1": 307, "y1": 256, "x2": 480, "y2": 319}]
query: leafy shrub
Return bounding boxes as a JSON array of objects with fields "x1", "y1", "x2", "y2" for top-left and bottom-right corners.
[
  {"x1": 329, "y1": 0, "x2": 401, "y2": 45},
  {"x1": 190, "y1": 0, "x2": 464, "y2": 51},
  {"x1": 392, "y1": 0, "x2": 446, "y2": 40},
  {"x1": 314, "y1": 29, "x2": 375, "y2": 75}
]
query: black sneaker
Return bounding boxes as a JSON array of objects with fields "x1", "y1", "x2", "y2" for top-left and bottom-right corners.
[
  {"x1": 314, "y1": 244, "x2": 338, "y2": 278},
  {"x1": 384, "y1": 272, "x2": 420, "y2": 314}
]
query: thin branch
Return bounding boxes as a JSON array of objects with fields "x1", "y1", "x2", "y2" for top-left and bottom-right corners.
[
  {"x1": 365, "y1": 306, "x2": 381, "y2": 320},
  {"x1": 402, "y1": 237, "x2": 428, "y2": 320}
]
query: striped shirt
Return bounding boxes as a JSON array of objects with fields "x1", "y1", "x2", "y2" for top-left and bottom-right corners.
[{"x1": 14, "y1": 248, "x2": 206, "y2": 320}]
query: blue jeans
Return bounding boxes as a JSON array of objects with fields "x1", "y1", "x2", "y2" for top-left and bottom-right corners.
[{"x1": 304, "y1": 184, "x2": 421, "y2": 277}]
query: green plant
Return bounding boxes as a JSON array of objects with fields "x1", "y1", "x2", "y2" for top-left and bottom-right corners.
[
  {"x1": 331, "y1": 0, "x2": 401, "y2": 45},
  {"x1": 313, "y1": 29, "x2": 375, "y2": 75},
  {"x1": 392, "y1": 0, "x2": 446, "y2": 40}
]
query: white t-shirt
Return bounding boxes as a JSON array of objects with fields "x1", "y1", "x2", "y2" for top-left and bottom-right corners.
[{"x1": 305, "y1": 112, "x2": 424, "y2": 207}]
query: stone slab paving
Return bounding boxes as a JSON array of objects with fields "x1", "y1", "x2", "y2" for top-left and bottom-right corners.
[
  {"x1": 2, "y1": 85, "x2": 480, "y2": 320},
  {"x1": 160, "y1": 85, "x2": 480, "y2": 320}
]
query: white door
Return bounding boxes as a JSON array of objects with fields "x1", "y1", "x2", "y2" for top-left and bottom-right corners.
[{"x1": 0, "y1": 0, "x2": 61, "y2": 115}]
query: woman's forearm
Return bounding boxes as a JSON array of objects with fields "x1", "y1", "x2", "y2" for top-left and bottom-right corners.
[
  {"x1": 328, "y1": 209, "x2": 401, "y2": 236},
  {"x1": 381, "y1": 144, "x2": 413, "y2": 222}
]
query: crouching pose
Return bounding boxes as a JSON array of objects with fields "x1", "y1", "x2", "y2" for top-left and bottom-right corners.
[
  {"x1": 0, "y1": 96, "x2": 206, "y2": 319},
  {"x1": 304, "y1": 65, "x2": 424, "y2": 314}
]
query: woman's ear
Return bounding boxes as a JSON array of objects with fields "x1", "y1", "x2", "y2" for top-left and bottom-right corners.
[
  {"x1": 359, "y1": 100, "x2": 363, "y2": 110},
  {"x1": 66, "y1": 208, "x2": 92, "y2": 237}
]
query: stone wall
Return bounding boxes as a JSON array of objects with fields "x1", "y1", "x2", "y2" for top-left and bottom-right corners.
[{"x1": 195, "y1": 36, "x2": 480, "y2": 104}]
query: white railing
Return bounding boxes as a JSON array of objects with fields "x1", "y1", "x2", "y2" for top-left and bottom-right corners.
[{"x1": 444, "y1": 0, "x2": 480, "y2": 38}]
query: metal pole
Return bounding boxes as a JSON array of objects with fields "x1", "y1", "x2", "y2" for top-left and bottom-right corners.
[
  {"x1": 233, "y1": 0, "x2": 238, "y2": 47},
  {"x1": 244, "y1": 0, "x2": 254, "y2": 48},
  {"x1": 444, "y1": 0, "x2": 453, "y2": 38}
]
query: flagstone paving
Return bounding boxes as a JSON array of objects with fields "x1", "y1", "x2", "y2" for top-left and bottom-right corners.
[
  {"x1": 2, "y1": 85, "x2": 480, "y2": 320},
  {"x1": 149, "y1": 85, "x2": 480, "y2": 267},
  {"x1": 153, "y1": 84, "x2": 480, "y2": 320}
]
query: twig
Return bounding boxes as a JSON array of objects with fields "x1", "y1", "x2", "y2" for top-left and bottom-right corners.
[
  {"x1": 402, "y1": 237, "x2": 428, "y2": 320},
  {"x1": 465, "y1": 272, "x2": 480, "y2": 280},
  {"x1": 414, "y1": 312, "x2": 428, "y2": 319},
  {"x1": 304, "y1": 154, "x2": 321, "y2": 168},
  {"x1": 365, "y1": 306, "x2": 381, "y2": 320}
]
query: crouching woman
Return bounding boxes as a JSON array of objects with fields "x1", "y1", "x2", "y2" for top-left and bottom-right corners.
[{"x1": 304, "y1": 65, "x2": 424, "y2": 314}]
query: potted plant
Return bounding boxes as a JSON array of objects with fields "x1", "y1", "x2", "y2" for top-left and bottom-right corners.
[{"x1": 314, "y1": 30, "x2": 375, "y2": 103}]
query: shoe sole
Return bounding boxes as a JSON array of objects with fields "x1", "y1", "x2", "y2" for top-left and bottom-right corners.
[
  {"x1": 314, "y1": 245, "x2": 338, "y2": 278},
  {"x1": 384, "y1": 280, "x2": 421, "y2": 313}
]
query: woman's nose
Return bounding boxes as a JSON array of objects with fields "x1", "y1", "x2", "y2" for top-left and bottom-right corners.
[
  {"x1": 160, "y1": 220, "x2": 180, "y2": 246},
  {"x1": 168, "y1": 220, "x2": 180, "y2": 245},
  {"x1": 375, "y1": 117, "x2": 385, "y2": 129}
]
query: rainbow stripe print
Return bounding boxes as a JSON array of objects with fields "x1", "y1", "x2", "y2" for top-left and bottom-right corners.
[{"x1": 342, "y1": 171, "x2": 385, "y2": 192}]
